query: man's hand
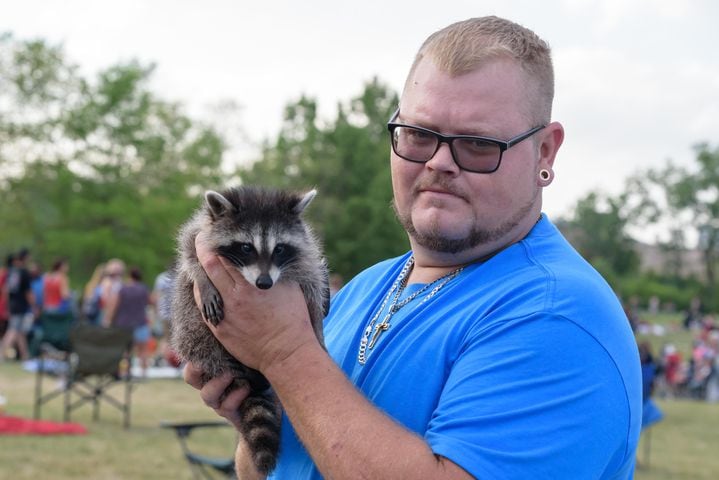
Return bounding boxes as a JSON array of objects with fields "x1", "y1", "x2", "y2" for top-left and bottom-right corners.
[
  {"x1": 183, "y1": 362, "x2": 249, "y2": 430},
  {"x1": 194, "y1": 231, "x2": 317, "y2": 373}
]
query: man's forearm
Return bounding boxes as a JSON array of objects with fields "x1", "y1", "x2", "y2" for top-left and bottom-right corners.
[
  {"x1": 235, "y1": 435, "x2": 266, "y2": 480},
  {"x1": 263, "y1": 341, "x2": 471, "y2": 480}
]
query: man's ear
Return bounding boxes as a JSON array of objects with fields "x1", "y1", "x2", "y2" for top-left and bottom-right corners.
[
  {"x1": 536, "y1": 122, "x2": 564, "y2": 186},
  {"x1": 538, "y1": 121, "x2": 564, "y2": 170}
]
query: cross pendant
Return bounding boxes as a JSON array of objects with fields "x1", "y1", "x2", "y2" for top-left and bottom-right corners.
[{"x1": 368, "y1": 321, "x2": 390, "y2": 349}]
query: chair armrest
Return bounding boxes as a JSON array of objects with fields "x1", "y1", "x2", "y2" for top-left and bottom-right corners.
[
  {"x1": 160, "y1": 420, "x2": 236, "y2": 476},
  {"x1": 160, "y1": 420, "x2": 233, "y2": 438}
]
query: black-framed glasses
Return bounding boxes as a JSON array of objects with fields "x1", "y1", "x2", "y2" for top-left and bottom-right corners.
[{"x1": 387, "y1": 109, "x2": 545, "y2": 174}]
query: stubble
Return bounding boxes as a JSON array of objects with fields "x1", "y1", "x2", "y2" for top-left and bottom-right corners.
[{"x1": 392, "y1": 179, "x2": 539, "y2": 254}]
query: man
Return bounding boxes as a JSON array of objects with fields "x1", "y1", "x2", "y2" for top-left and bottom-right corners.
[
  {"x1": 185, "y1": 16, "x2": 642, "y2": 479},
  {"x1": 0, "y1": 249, "x2": 36, "y2": 361}
]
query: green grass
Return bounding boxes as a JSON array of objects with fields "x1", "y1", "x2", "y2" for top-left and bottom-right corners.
[
  {"x1": 0, "y1": 362, "x2": 236, "y2": 479},
  {"x1": 635, "y1": 399, "x2": 719, "y2": 479}
]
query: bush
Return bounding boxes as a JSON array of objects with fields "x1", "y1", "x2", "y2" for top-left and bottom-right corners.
[{"x1": 619, "y1": 274, "x2": 702, "y2": 311}]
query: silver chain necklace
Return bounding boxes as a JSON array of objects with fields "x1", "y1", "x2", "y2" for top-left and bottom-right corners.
[{"x1": 357, "y1": 256, "x2": 464, "y2": 365}]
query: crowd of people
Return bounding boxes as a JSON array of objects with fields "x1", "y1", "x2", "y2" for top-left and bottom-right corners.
[
  {"x1": 656, "y1": 320, "x2": 719, "y2": 402},
  {"x1": 629, "y1": 296, "x2": 719, "y2": 403},
  {"x1": 0, "y1": 248, "x2": 177, "y2": 377}
]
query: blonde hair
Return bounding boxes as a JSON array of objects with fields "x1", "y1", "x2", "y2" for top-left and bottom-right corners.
[
  {"x1": 405, "y1": 16, "x2": 554, "y2": 124},
  {"x1": 83, "y1": 262, "x2": 106, "y2": 300},
  {"x1": 104, "y1": 258, "x2": 126, "y2": 277}
]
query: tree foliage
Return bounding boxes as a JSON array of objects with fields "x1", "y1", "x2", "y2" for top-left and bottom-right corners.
[
  {"x1": 2, "y1": 32, "x2": 716, "y2": 311},
  {"x1": 0, "y1": 34, "x2": 226, "y2": 285},
  {"x1": 240, "y1": 78, "x2": 408, "y2": 279},
  {"x1": 561, "y1": 190, "x2": 640, "y2": 277},
  {"x1": 638, "y1": 144, "x2": 719, "y2": 299}
]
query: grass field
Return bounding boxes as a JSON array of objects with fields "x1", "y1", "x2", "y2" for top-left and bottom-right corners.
[
  {"x1": 635, "y1": 399, "x2": 719, "y2": 479},
  {"x1": 0, "y1": 362, "x2": 236, "y2": 479},
  {"x1": 0, "y1": 310, "x2": 717, "y2": 479}
]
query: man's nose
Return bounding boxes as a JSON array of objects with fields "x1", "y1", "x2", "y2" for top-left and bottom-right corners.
[{"x1": 425, "y1": 142, "x2": 460, "y2": 174}]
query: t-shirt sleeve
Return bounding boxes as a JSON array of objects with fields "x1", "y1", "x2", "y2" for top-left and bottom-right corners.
[{"x1": 425, "y1": 313, "x2": 633, "y2": 479}]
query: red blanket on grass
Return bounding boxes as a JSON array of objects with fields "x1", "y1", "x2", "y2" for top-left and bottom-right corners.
[{"x1": 0, "y1": 415, "x2": 88, "y2": 435}]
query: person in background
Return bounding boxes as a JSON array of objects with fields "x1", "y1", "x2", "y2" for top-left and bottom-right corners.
[
  {"x1": 81, "y1": 262, "x2": 106, "y2": 325},
  {"x1": 639, "y1": 341, "x2": 664, "y2": 436},
  {"x1": 104, "y1": 266, "x2": 152, "y2": 377},
  {"x1": 26, "y1": 261, "x2": 46, "y2": 355},
  {"x1": 42, "y1": 258, "x2": 71, "y2": 315},
  {"x1": 0, "y1": 254, "x2": 13, "y2": 337},
  {"x1": 98, "y1": 259, "x2": 125, "y2": 326},
  {"x1": 151, "y1": 266, "x2": 174, "y2": 366},
  {"x1": 0, "y1": 249, "x2": 36, "y2": 361}
]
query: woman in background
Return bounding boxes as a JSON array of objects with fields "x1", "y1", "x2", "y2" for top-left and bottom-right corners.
[
  {"x1": 104, "y1": 266, "x2": 152, "y2": 377},
  {"x1": 42, "y1": 258, "x2": 71, "y2": 315},
  {"x1": 81, "y1": 262, "x2": 105, "y2": 324}
]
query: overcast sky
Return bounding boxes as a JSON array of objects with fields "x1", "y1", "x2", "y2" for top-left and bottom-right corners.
[{"x1": 3, "y1": 0, "x2": 718, "y2": 241}]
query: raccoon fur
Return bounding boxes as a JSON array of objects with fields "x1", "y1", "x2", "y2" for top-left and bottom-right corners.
[{"x1": 170, "y1": 185, "x2": 330, "y2": 475}]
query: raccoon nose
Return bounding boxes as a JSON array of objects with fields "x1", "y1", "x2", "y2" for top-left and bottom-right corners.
[{"x1": 255, "y1": 274, "x2": 273, "y2": 290}]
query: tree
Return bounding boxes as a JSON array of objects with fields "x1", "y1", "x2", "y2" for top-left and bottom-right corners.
[
  {"x1": 240, "y1": 78, "x2": 407, "y2": 278},
  {"x1": 640, "y1": 144, "x2": 719, "y2": 303},
  {"x1": 0, "y1": 34, "x2": 227, "y2": 285},
  {"x1": 560, "y1": 190, "x2": 640, "y2": 277}
]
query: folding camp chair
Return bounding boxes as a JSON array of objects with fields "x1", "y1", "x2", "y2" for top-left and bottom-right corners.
[
  {"x1": 161, "y1": 420, "x2": 236, "y2": 479},
  {"x1": 34, "y1": 322, "x2": 135, "y2": 428}
]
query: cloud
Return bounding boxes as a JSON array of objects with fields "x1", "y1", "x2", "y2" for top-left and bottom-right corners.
[{"x1": 549, "y1": 33, "x2": 719, "y2": 215}]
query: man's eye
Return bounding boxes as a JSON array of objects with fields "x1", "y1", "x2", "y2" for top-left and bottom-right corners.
[
  {"x1": 405, "y1": 128, "x2": 434, "y2": 144},
  {"x1": 463, "y1": 138, "x2": 497, "y2": 154}
]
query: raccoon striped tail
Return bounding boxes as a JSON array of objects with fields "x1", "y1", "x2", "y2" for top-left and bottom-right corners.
[{"x1": 238, "y1": 392, "x2": 282, "y2": 474}]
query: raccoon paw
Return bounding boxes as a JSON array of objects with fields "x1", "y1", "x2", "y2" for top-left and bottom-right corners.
[{"x1": 202, "y1": 291, "x2": 224, "y2": 326}]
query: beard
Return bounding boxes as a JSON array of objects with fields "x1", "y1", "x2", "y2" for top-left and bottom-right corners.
[{"x1": 393, "y1": 177, "x2": 539, "y2": 255}]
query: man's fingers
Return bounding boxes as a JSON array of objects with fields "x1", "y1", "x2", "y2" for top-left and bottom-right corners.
[
  {"x1": 216, "y1": 381, "x2": 251, "y2": 428},
  {"x1": 199, "y1": 372, "x2": 236, "y2": 409},
  {"x1": 184, "y1": 362, "x2": 249, "y2": 428},
  {"x1": 183, "y1": 362, "x2": 204, "y2": 390},
  {"x1": 195, "y1": 231, "x2": 235, "y2": 289}
]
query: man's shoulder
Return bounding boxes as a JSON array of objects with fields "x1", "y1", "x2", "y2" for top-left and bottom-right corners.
[{"x1": 514, "y1": 219, "x2": 619, "y2": 303}]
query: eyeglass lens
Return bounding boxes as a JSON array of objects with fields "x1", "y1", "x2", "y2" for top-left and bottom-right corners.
[{"x1": 392, "y1": 126, "x2": 501, "y2": 173}]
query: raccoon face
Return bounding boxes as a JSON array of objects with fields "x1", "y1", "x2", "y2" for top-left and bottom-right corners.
[
  {"x1": 204, "y1": 187, "x2": 315, "y2": 290},
  {"x1": 218, "y1": 240, "x2": 298, "y2": 290}
]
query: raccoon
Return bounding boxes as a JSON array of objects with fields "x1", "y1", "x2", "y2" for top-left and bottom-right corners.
[{"x1": 170, "y1": 185, "x2": 330, "y2": 475}]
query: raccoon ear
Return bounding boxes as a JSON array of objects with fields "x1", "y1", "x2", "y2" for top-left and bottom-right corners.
[
  {"x1": 293, "y1": 189, "x2": 317, "y2": 214},
  {"x1": 205, "y1": 191, "x2": 234, "y2": 217}
]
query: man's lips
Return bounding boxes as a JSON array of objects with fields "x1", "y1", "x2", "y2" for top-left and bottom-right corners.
[{"x1": 417, "y1": 187, "x2": 464, "y2": 200}]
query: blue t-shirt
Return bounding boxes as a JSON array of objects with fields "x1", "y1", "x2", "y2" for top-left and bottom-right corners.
[{"x1": 269, "y1": 215, "x2": 642, "y2": 479}]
